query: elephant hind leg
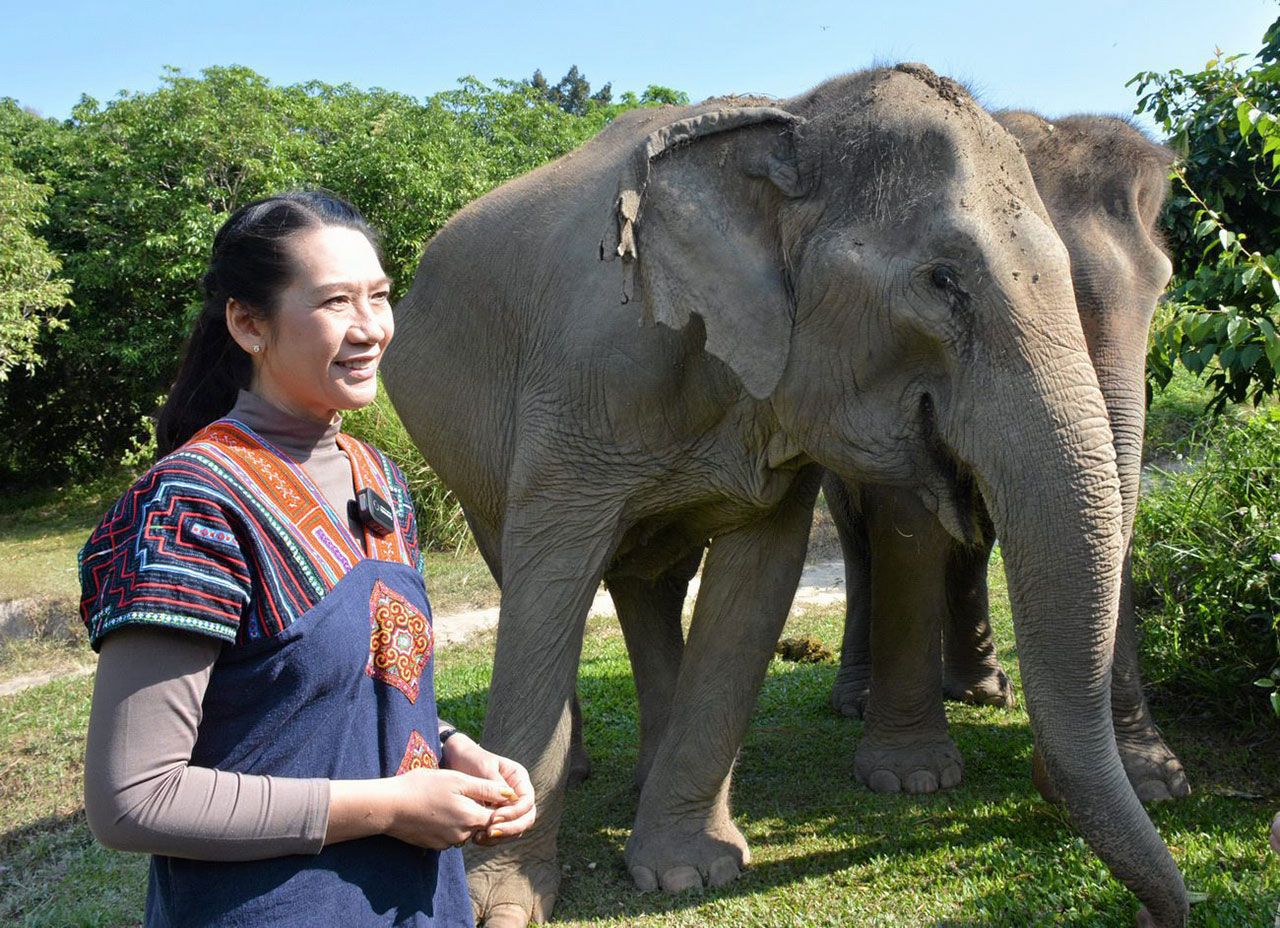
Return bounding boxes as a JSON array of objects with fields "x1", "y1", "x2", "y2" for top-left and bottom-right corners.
[
  {"x1": 825, "y1": 474, "x2": 874, "y2": 719},
  {"x1": 855, "y1": 486, "x2": 963, "y2": 795},
  {"x1": 466, "y1": 494, "x2": 623, "y2": 928},
  {"x1": 608, "y1": 549, "x2": 702, "y2": 790},
  {"x1": 565, "y1": 694, "x2": 591, "y2": 788},
  {"x1": 941, "y1": 535, "x2": 1016, "y2": 709}
]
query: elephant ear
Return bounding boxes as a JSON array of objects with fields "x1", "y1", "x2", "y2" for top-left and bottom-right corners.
[{"x1": 601, "y1": 106, "x2": 808, "y2": 400}]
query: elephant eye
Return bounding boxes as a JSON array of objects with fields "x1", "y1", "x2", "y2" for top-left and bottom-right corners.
[{"x1": 930, "y1": 265, "x2": 960, "y2": 291}]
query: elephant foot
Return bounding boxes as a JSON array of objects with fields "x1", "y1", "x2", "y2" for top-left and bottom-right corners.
[
  {"x1": 855, "y1": 736, "x2": 964, "y2": 794},
  {"x1": 465, "y1": 846, "x2": 559, "y2": 927},
  {"x1": 830, "y1": 662, "x2": 871, "y2": 719},
  {"x1": 565, "y1": 741, "x2": 592, "y2": 789},
  {"x1": 943, "y1": 664, "x2": 1016, "y2": 708},
  {"x1": 625, "y1": 811, "x2": 750, "y2": 893},
  {"x1": 1116, "y1": 724, "x2": 1190, "y2": 803}
]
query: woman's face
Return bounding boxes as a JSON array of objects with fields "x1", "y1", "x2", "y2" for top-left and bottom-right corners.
[{"x1": 243, "y1": 225, "x2": 394, "y2": 423}]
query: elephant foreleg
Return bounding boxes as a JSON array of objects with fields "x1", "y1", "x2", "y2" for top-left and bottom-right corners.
[
  {"x1": 465, "y1": 495, "x2": 621, "y2": 928},
  {"x1": 855, "y1": 486, "x2": 963, "y2": 794},
  {"x1": 1110, "y1": 554, "x2": 1190, "y2": 800},
  {"x1": 625, "y1": 469, "x2": 820, "y2": 893},
  {"x1": 826, "y1": 474, "x2": 875, "y2": 718},
  {"x1": 1031, "y1": 549, "x2": 1190, "y2": 804}
]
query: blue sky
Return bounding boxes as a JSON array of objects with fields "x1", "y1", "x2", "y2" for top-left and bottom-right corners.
[{"x1": 2, "y1": 0, "x2": 1276, "y2": 132}]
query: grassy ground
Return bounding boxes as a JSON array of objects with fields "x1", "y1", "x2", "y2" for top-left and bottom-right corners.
[
  {"x1": 3, "y1": 557, "x2": 1277, "y2": 927},
  {"x1": 0, "y1": 472, "x2": 134, "y2": 604}
]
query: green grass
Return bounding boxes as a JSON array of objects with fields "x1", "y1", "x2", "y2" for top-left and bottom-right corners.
[
  {"x1": 0, "y1": 472, "x2": 497, "y2": 630},
  {"x1": 0, "y1": 472, "x2": 134, "y2": 603},
  {"x1": 4, "y1": 559, "x2": 1277, "y2": 926}
]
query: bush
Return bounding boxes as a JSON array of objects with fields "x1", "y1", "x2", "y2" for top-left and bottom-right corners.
[
  {"x1": 0, "y1": 67, "x2": 654, "y2": 484},
  {"x1": 1133, "y1": 407, "x2": 1280, "y2": 724},
  {"x1": 1133, "y1": 15, "x2": 1280, "y2": 410}
]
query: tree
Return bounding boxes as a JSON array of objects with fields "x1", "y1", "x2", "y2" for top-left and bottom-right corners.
[
  {"x1": 0, "y1": 67, "x2": 678, "y2": 482},
  {"x1": 0, "y1": 139, "x2": 70, "y2": 381},
  {"x1": 1133, "y1": 15, "x2": 1280, "y2": 408},
  {"x1": 527, "y1": 65, "x2": 615, "y2": 116}
]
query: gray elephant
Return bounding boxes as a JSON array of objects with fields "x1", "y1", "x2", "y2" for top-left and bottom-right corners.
[
  {"x1": 383, "y1": 66, "x2": 1187, "y2": 928},
  {"x1": 827, "y1": 113, "x2": 1190, "y2": 804}
]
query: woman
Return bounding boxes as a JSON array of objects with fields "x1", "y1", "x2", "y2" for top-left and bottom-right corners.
[{"x1": 80, "y1": 190, "x2": 533, "y2": 927}]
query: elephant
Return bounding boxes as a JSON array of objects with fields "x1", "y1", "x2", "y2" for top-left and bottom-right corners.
[
  {"x1": 383, "y1": 65, "x2": 1187, "y2": 928},
  {"x1": 826, "y1": 113, "x2": 1190, "y2": 804}
]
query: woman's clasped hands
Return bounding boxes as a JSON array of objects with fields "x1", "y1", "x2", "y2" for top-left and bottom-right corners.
[
  {"x1": 328, "y1": 734, "x2": 535, "y2": 853},
  {"x1": 392, "y1": 733, "x2": 535, "y2": 851}
]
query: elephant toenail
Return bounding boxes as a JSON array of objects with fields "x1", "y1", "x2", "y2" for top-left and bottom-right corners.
[
  {"x1": 659, "y1": 865, "x2": 704, "y2": 893},
  {"x1": 868, "y1": 770, "x2": 902, "y2": 793},
  {"x1": 707, "y1": 857, "x2": 740, "y2": 887},
  {"x1": 905, "y1": 771, "x2": 939, "y2": 794},
  {"x1": 630, "y1": 865, "x2": 658, "y2": 892}
]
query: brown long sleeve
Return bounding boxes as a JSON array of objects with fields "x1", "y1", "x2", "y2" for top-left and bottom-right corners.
[{"x1": 84, "y1": 626, "x2": 330, "y2": 859}]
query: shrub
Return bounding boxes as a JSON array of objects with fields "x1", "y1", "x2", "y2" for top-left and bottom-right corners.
[
  {"x1": 0, "y1": 67, "x2": 653, "y2": 484},
  {"x1": 1133, "y1": 407, "x2": 1280, "y2": 724}
]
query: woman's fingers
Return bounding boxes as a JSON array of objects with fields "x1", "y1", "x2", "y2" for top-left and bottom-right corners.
[{"x1": 453, "y1": 771, "x2": 517, "y2": 806}]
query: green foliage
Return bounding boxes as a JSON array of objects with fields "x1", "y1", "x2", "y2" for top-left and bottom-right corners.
[
  {"x1": 1133, "y1": 407, "x2": 1280, "y2": 724},
  {"x1": 0, "y1": 66, "x2": 665, "y2": 488},
  {"x1": 1133, "y1": 16, "x2": 1280, "y2": 410},
  {"x1": 0, "y1": 116, "x2": 71, "y2": 382}
]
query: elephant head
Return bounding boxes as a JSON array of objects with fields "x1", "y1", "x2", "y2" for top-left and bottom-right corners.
[
  {"x1": 996, "y1": 111, "x2": 1175, "y2": 541},
  {"x1": 606, "y1": 65, "x2": 1186, "y2": 925}
]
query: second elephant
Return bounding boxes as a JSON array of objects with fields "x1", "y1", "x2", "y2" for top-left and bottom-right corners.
[{"x1": 828, "y1": 112, "x2": 1190, "y2": 803}]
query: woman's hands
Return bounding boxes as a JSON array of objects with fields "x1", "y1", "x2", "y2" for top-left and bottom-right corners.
[
  {"x1": 384, "y1": 768, "x2": 520, "y2": 850},
  {"x1": 326, "y1": 769, "x2": 517, "y2": 851},
  {"x1": 440, "y1": 732, "x2": 536, "y2": 846},
  {"x1": 323, "y1": 733, "x2": 536, "y2": 852}
]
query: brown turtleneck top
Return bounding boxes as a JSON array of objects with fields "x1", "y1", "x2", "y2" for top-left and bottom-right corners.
[{"x1": 83, "y1": 391, "x2": 366, "y2": 859}]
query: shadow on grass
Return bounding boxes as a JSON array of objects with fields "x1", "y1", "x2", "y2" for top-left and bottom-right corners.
[{"x1": 0, "y1": 810, "x2": 147, "y2": 926}]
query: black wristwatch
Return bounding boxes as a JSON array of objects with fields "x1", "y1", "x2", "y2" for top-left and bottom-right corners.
[{"x1": 439, "y1": 727, "x2": 463, "y2": 762}]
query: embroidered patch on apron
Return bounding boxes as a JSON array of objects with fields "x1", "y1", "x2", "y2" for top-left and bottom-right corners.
[
  {"x1": 396, "y1": 730, "x2": 439, "y2": 774},
  {"x1": 367, "y1": 579, "x2": 433, "y2": 703}
]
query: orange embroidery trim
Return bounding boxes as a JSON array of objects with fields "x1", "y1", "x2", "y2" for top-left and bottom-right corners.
[{"x1": 396, "y1": 730, "x2": 439, "y2": 774}]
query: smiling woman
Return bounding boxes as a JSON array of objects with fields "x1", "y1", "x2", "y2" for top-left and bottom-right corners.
[{"x1": 78, "y1": 191, "x2": 534, "y2": 928}]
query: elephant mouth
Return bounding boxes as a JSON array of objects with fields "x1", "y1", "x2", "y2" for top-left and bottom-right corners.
[{"x1": 919, "y1": 393, "x2": 982, "y2": 545}]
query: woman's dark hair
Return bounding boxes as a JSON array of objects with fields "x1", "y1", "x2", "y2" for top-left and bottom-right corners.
[{"x1": 156, "y1": 190, "x2": 381, "y2": 455}]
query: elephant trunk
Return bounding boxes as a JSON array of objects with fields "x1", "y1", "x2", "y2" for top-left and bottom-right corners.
[
  {"x1": 1085, "y1": 336, "x2": 1150, "y2": 547},
  {"x1": 964, "y1": 344, "x2": 1187, "y2": 926}
]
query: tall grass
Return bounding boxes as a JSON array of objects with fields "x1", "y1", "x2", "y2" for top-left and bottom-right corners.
[
  {"x1": 343, "y1": 385, "x2": 473, "y2": 554},
  {"x1": 1134, "y1": 406, "x2": 1280, "y2": 725}
]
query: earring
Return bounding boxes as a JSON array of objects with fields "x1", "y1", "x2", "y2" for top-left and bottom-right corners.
[{"x1": 252, "y1": 345, "x2": 261, "y2": 354}]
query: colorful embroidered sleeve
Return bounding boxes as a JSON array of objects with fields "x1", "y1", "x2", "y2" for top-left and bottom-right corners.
[{"x1": 79, "y1": 459, "x2": 252, "y2": 651}]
